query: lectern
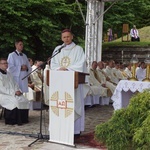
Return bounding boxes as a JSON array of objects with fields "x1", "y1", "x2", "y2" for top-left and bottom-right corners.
[
  {"x1": 48, "y1": 70, "x2": 88, "y2": 146},
  {"x1": 46, "y1": 70, "x2": 88, "y2": 88}
]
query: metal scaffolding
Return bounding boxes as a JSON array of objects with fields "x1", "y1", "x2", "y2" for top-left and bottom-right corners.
[{"x1": 84, "y1": 0, "x2": 117, "y2": 68}]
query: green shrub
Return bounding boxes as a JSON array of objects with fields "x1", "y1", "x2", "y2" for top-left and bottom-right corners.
[
  {"x1": 95, "y1": 90, "x2": 150, "y2": 150},
  {"x1": 133, "y1": 112, "x2": 150, "y2": 150}
]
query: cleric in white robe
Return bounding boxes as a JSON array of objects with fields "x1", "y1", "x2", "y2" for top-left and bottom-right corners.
[
  {"x1": 50, "y1": 29, "x2": 89, "y2": 134},
  {"x1": 124, "y1": 63, "x2": 132, "y2": 79},
  {"x1": 31, "y1": 61, "x2": 43, "y2": 90},
  {"x1": 51, "y1": 31, "x2": 87, "y2": 72},
  {"x1": 89, "y1": 61, "x2": 108, "y2": 97},
  {"x1": 97, "y1": 61, "x2": 116, "y2": 95},
  {"x1": 112, "y1": 62, "x2": 127, "y2": 81},
  {"x1": 0, "y1": 58, "x2": 29, "y2": 110},
  {"x1": 103, "y1": 60, "x2": 119, "y2": 85},
  {"x1": 51, "y1": 42, "x2": 87, "y2": 72},
  {"x1": 136, "y1": 62, "x2": 146, "y2": 81},
  {"x1": 7, "y1": 39, "x2": 32, "y2": 93}
]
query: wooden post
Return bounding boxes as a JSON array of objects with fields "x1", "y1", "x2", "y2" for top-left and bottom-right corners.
[{"x1": 122, "y1": 24, "x2": 130, "y2": 42}]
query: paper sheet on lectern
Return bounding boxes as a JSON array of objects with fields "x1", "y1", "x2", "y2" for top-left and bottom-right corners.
[{"x1": 49, "y1": 71, "x2": 75, "y2": 146}]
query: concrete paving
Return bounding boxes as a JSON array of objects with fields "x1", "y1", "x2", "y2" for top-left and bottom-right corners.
[{"x1": 0, "y1": 104, "x2": 113, "y2": 150}]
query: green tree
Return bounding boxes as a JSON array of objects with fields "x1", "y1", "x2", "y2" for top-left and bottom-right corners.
[
  {"x1": 0, "y1": 0, "x2": 86, "y2": 60},
  {"x1": 103, "y1": 0, "x2": 150, "y2": 37},
  {"x1": 0, "y1": 0, "x2": 149, "y2": 60}
]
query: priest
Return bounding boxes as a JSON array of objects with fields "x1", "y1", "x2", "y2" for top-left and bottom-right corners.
[
  {"x1": 0, "y1": 58, "x2": 29, "y2": 125},
  {"x1": 50, "y1": 29, "x2": 89, "y2": 135},
  {"x1": 51, "y1": 29, "x2": 87, "y2": 72}
]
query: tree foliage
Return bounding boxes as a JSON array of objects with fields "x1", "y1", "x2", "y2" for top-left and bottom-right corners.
[
  {"x1": 103, "y1": 0, "x2": 150, "y2": 37},
  {"x1": 0, "y1": 0, "x2": 149, "y2": 60},
  {"x1": 0, "y1": 0, "x2": 86, "y2": 60}
]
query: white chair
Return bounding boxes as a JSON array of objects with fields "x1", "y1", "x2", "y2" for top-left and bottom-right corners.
[{"x1": 24, "y1": 87, "x2": 42, "y2": 110}]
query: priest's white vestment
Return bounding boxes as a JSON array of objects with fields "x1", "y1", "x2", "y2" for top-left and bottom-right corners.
[
  {"x1": 0, "y1": 72, "x2": 29, "y2": 110},
  {"x1": 112, "y1": 68, "x2": 127, "y2": 80},
  {"x1": 31, "y1": 69, "x2": 43, "y2": 90},
  {"x1": 89, "y1": 68, "x2": 108, "y2": 97},
  {"x1": 124, "y1": 67, "x2": 132, "y2": 78},
  {"x1": 51, "y1": 42, "x2": 87, "y2": 72},
  {"x1": 96, "y1": 68, "x2": 116, "y2": 94},
  {"x1": 136, "y1": 67, "x2": 146, "y2": 81},
  {"x1": 7, "y1": 51, "x2": 31, "y2": 93},
  {"x1": 50, "y1": 42, "x2": 89, "y2": 134},
  {"x1": 103, "y1": 66, "x2": 119, "y2": 85}
]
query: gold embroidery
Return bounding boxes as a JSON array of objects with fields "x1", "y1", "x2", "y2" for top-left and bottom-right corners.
[
  {"x1": 50, "y1": 91, "x2": 73, "y2": 118},
  {"x1": 61, "y1": 56, "x2": 70, "y2": 68},
  {"x1": 59, "y1": 44, "x2": 76, "y2": 68}
]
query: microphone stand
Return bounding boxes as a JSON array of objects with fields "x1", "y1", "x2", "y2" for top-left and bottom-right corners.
[{"x1": 22, "y1": 47, "x2": 63, "y2": 147}]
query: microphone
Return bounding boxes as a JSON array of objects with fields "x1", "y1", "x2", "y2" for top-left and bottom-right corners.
[
  {"x1": 50, "y1": 44, "x2": 66, "y2": 60},
  {"x1": 57, "y1": 43, "x2": 66, "y2": 53}
]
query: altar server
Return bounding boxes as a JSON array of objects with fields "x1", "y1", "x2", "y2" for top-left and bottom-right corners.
[{"x1": 7, "y1": 39, "x2": 31, "y2": 93}]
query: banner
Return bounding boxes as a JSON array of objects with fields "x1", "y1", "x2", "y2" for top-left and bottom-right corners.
[{"x1": 49, "y1": 71, "x2": 75, "y2": 146}]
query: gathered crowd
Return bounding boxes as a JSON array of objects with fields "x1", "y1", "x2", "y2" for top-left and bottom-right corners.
[
  {"x1": 0, "y1": 29, "x2": 148, "y2": 131},
  {"x1": 83, "y1": 60, "x2": 147, "y2": 106}
]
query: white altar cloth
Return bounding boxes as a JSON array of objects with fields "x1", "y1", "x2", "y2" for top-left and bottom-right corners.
[{"x1": 112, "y1": 80, "x2": 150, "y2": 110}]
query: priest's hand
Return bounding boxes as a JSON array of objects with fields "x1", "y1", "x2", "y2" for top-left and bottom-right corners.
[
  {"x1": 106, "y1": 76, "x2": 110, "y2": 81},
  {"x1": 15, "y1": 91, "x2": 23, "y2": 96},
  {"x1": 28, "y1": 83, "x2": 34, "y2": 89},
  {"x1": 101, "y1": 84, "x2": 106, "y2": 87},
  {"x1": 58, "y1": 67, "x2": 68, "y2": 71},
  {"x1": 21, "y1": 64, "x2": 28, "y2": 71}
]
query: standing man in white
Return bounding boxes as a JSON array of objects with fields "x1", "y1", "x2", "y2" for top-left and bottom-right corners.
[
  {"x1": 51, "y1": 29, "x2": 87, "y2": 72},
  {"x1": 50, "y1": 29, "x2": 89, "y2": 135},
  {"x1": 7, "y1": 39, "x2": 32, "y2": 93}
]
